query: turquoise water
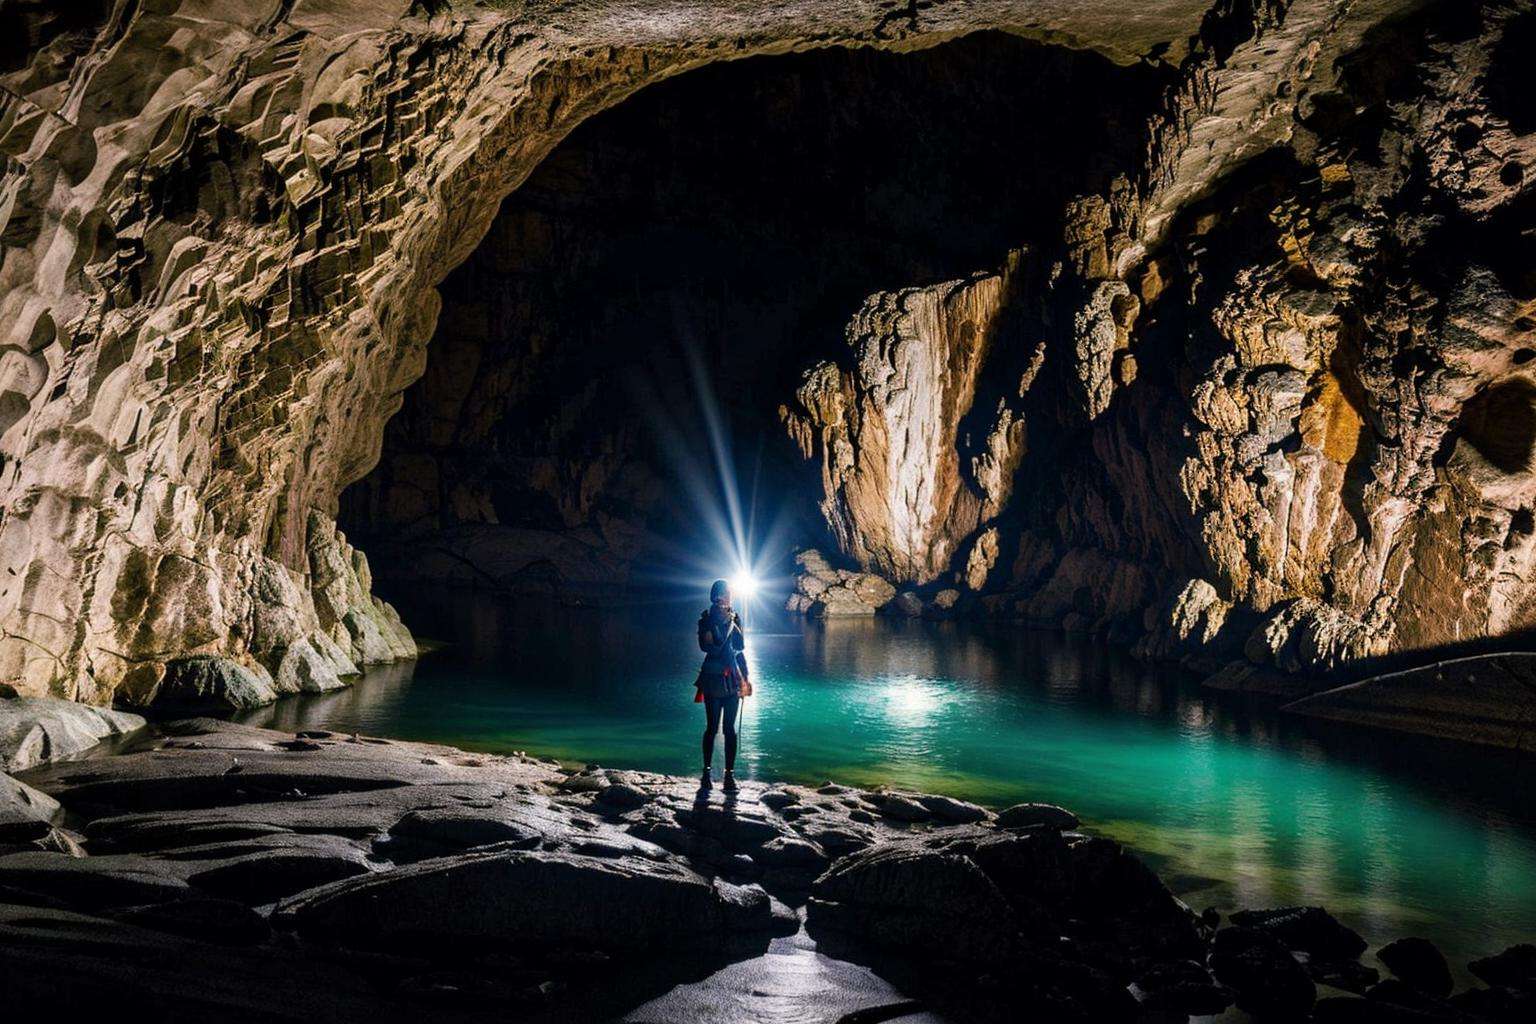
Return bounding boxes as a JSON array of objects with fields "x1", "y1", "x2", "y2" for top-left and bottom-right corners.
[{"x1": 241, "y1": 590, "x2": 1536, "y2": 969}]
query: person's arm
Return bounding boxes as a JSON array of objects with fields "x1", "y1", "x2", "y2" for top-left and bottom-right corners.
[{"x1": 732, "y1": 614, "x2": 749, "y2": 679}]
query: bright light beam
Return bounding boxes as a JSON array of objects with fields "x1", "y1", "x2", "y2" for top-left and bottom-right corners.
[{"x1": 729, "y1": 571, "x2": 759, "y2": 600}]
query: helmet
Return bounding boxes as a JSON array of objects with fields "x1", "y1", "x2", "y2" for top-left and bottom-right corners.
[{"x1": 710, "y1": 579, "x2": 730, "y2": 603}]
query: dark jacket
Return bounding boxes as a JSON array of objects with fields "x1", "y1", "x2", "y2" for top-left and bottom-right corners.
[{"x1": 697, "y1": 605, "x2": 748, "y2": 700}]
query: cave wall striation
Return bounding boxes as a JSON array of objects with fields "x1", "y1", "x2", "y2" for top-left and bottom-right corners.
[{"x1": 0, "y1": 0, "x2": 1527, "y2": 704}]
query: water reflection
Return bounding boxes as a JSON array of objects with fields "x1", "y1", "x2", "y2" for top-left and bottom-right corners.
[
  {"x1": 237, "y1": 588, "x2": 1536, "y2": 970},
  {"x1": 239, "y1": 660, "x2": 420, "y2": 734}
]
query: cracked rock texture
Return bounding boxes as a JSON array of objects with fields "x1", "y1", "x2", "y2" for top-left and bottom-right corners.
[
  {"x1": 0, "y1": 0, "x2": 1530, "y2": 705},
  {"x1": 780, "y1": 0, "x2": 1536, "y2": 690}
]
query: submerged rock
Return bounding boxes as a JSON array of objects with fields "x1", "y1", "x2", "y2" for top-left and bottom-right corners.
[{"x1": 996, "y1": 802, "x2": 1079, "y2": 831}]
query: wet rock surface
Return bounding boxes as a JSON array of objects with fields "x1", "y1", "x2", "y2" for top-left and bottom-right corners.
[{"x1": 0, "y1": 717, "x2": 1529, "y2": 1021}]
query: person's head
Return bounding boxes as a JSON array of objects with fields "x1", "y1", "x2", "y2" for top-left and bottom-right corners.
[{"x1": 710, "y1": 579, "x2": 731, "y2": 607}]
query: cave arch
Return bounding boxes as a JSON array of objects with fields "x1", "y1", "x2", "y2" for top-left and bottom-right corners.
[
  {"x1": 0, "y1": 0, "x2": 1405, "y2": 702},
  {"x1": 337, "y1": 32, "x2": 1169, "y2": 598}
]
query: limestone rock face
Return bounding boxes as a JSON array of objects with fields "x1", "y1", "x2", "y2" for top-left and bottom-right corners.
[
  {"x1": 151, "y1": 656, "x2": 279, "y2": 713},
  {"x1": 783, "y1": 266, "x2": 1026, "y2": 584}
]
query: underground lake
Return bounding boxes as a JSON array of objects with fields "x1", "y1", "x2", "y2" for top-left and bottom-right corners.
[{"x1": 237, "y1": 587, "x2": 1536, "y2": 975}]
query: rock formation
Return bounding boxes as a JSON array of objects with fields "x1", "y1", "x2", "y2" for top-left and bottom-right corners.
[
  {"x1": 782, "y1": 262, "x2": 1028, "y2": 584},
  {"x1": 0, "y1": 0, "x2": 1532, "y2": 710},
  {"x1": 777, "y1": 0, "x2": 1536, "y2": 699}
]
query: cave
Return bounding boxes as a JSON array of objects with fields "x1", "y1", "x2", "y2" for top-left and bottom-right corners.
[
  {"x1": 5, "y1": 2, "x2": 1536, "y2": 1021},
  {"x1": 337, "y1": 32, "x2": 1168, "y2": 599}
]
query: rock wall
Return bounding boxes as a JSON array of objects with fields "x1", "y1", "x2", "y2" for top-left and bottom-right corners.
[
  {"x1": 782, "y1": 0, "x2": 1536, "y2": 684},
  {"x1": 782, "y1": 260, "x2": 1031, "y2": 584},
  {"x1": 0, "y1": 0, "x2": 1498, "y2": 704}
]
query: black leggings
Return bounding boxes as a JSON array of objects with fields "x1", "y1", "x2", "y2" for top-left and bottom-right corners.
[{"x1": 702, "y1": 693, "x2": 740, "y2": 770}]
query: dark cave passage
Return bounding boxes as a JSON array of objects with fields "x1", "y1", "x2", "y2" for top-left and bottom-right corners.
[{"x1": 338, "y1": 31, "x2": 1170, "y2": 598}]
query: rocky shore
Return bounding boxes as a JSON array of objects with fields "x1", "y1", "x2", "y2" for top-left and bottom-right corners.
[{"x1": 0, "y1": 705, "x2": 1530, "y2": 1023}]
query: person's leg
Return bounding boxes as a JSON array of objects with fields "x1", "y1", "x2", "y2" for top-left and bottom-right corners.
[
  {"x1": 702, "y1": 693, "x2": 722, "y2": 769},
  {"x1": 721, "y1": 695, "x2": 739, "y2": 772}
]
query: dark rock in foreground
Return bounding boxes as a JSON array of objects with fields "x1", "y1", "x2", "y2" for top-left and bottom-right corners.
[
  {"x1": 1230, "y1": 905, "x2": 1369, "y2": 961},
  {"x1": 1379, "y1": 936, "x2": 1455, "y2": 1000},
  {"x1": 277, "y1": 847, "x2": 778, "y2": 951},
  {"x1": 1469, "y1": 943, "x2": 1536, "y2": 990},
  {"x1": 0, "y1": 717, "x2": 1530, "y2": 1023},
  {"x1": 1210, "y1": 925, "x2": 1317, "y2": 1019}
]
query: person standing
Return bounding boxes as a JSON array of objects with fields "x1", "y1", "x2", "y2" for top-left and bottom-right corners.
[{"x1": 696, "y1": 578, "x2": 752, "y2": 792}]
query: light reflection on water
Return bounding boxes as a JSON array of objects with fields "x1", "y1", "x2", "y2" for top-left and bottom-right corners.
[{"x1": 239, "y1": 589, "x2": 1536, "y2": 970}]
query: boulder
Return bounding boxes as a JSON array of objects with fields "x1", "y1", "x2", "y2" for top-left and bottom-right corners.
[
  {"x1": 1449, "y1": 984, "x2": 1536, "y2": 1022},
  {"x1": 0, "y1": 698, "x2": 145, "y2": 772},
  {"x1": 275, "y1": 848, "x2": 775, "y2": 951},
  {"x1": 0, "y1": 771, "x2": 60, "y2": 843},
  {"x1": 1066, "y1": 836, "x2": 1206, "y2": 958},
  {"x1": 886, "y1": 592, "x2": 924, "y2": 617},
  {"x1": 752, "y1": 835, "x2": 828, "y2": 870},
  {"x1": 1210, "y1": 925, "x2": 1317, "y2": 1020},
  {"x1": 869, "y1": 792, "x2": 930, "y2": 822},
  {"x1": 1469, "y1": 943, "x2": 1536, "y2": 990},
  {"x1": 386, "y1": 807, "x2": 544, "y2": 852},
  {"x1": 916, "y1": 793, "x2": 988, "y2": 823},
  {"x1": 1229, "y1": 906, "x2": 1367, "y2": 962},
  {"x1": 1378, "y1": 936, "x2": 1453, "y2": 999},
  {"x1": 151, "y1": 657, "x2": 280, "y2": 712},
  {"x1": 1135, "y1": 959, "x2": 1233, "y2": 1016},
  {"x1": 809, "y1": 840, "x2": 1023, "y2": 963},
  {"x1": 273, "y1": 636, "x2": 351, "y2": 695},
  {"x1": 596, "y1": 782, "x2": 650, "y2": 810},
  {"x1": 793, "y1": 820, "x2": 875, "y2": 858},
  {"x1": 996, "y1": 802, "x2": 1079, "y2": 830},
  {"x1": 809, "y1": 587, "x2": 880, "y2": 618},
  {"x1": 847, "y1": 573, "x2": 897, "y2": 608}
]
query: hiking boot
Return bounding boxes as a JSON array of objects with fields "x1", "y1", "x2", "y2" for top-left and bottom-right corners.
[
  {"x1": 722, "y1": 770, "x2": 738, "y2": 794},
  {"x1": 699, "y1": 768, "x2": 713, "y2": 790}
]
